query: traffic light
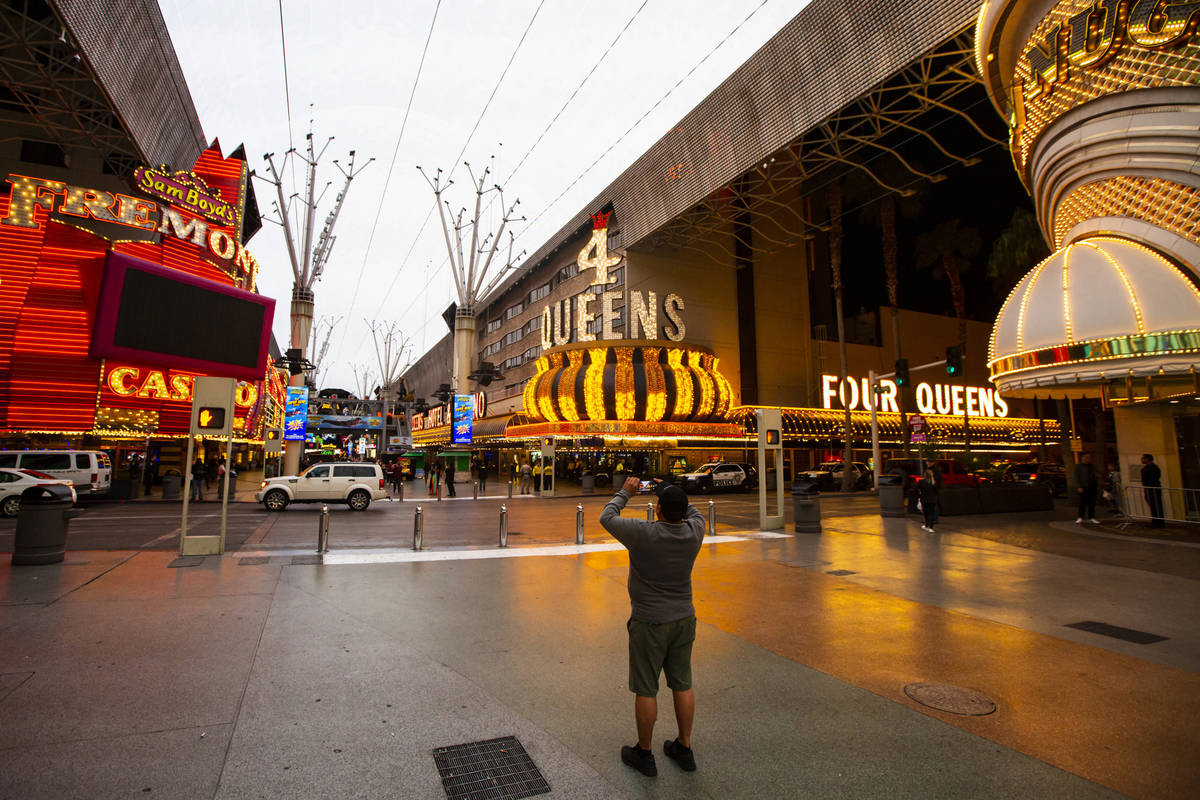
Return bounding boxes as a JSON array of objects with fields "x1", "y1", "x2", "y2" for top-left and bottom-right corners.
[
  {"x1": 197, "y1": 407, "x2": 226, "y2": 429},
  {"x1": 894, "y1": 358, "x2": 909, "y2": 387},
  {"x1": 263, "y1": 428, "x2": 282, "y2": 454},
  {"x1": 946, "y1": 345, "x2": 964, "y2": 377}
]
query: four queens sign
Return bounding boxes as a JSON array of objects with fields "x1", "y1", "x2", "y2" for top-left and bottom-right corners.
[{"x1": 452, "y1": 394, "x2": 474, "y2": 445}]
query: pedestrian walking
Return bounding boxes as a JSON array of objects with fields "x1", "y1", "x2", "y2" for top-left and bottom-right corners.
[
  {"x1": 519, "y1": 460, "x2": 532, "y2": 494},
  {"x1": 190, "y1": 457, "x2": 205, "y2": 502},
  {"x1": 1141, "y1": 453, "x2": 1165, "y2": 528},
  {"x1": 205, "y1": 456, "x2": 218, "y2": 490},
  {"x1": 478, "y1": 459, "x2": 488, "y2": 493},
  {"x1": 915, "y1": 468, "x2": 939, "y2": 533},
  {"x1": 1074, "y1": 452, "x2": 1099, "y2": 524},
  {"x1": 143, "y1": 457, "x2": 158, "y2": 497},
  {"x1": 600, "y1": 476, "x2": 704, "y2": 778},
  {"x1": 445, "y1": 458, "x2": 457, "y2": 497}
]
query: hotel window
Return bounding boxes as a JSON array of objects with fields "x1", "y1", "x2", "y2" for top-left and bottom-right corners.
[
  {"x1": 522, "y1": 318, "x2": 540, "y2": 336},
  {"x1": 559, "y1": 263, "x2": 578, "y2": 281},
  {"x1": 503, "y1": 329, "x2": 522, "y2": 347},
  {"x1": 486, "y1": 319, "x2": 502, "y2": 333},
  {"x1": 482, "y1": 341, "x2": 501, "y2": 358},
  {"x1": 587, "y1": 307, "x2": 623, "y2": 335},
  {"x1": 504, "y1": 302, "x2": 524, "y2": 320},
  {"x1": 522, "y1": 345, "x2": 542, "y2": 363},
  {"x1": 529, "y1": 283, "x2": 550, "y2": 303},
  {"x1": 503, "y1": 356, "x2": 522, "y2": 370}
]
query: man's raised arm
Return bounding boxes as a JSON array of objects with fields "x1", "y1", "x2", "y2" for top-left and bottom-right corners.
[{"x1": 601, "y1": 476, "x2": 645, "y2": 547}]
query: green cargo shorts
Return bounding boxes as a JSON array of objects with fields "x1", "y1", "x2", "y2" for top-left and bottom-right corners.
[{"x1": 627, "y1": 616, "x2": 696, "y2": 697}]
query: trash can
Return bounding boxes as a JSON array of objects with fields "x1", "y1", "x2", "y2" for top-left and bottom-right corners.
[
  {"x1": 792, "y1": 480, "x2": 821, "y2": 534},
  {"x1": 12, "y1": 484, "x2": 77, "y2": 565},
  {"x1": 581, "y1": 473, "x2": 595, "y2": 494},
  {"x1": 161, "y1": 470, "x2": 182, "y2": 500},
  {"x1": 878, "y1": 473, "x2": 907, "y2": 517}
]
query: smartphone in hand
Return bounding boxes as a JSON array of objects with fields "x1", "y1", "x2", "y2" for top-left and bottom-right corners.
[{"x1": 639, "y1": 480, "x2": 652, "y2": 492}]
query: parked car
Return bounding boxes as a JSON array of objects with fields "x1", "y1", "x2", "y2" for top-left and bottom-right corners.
[
  {"x1": 883, "y1": 458, "x2": 979, "y2": 489},
  {"x1": 0, "y1": 450, "x2": 111, "y2": 495},
  {"x1": 1001, "y1": 462, "x2": 1067, "y2": 496},
  {"x1": 256, "y1": 462, "x2": 387, "y2": 511},
  {"x1": 797, "y1": 461, "x2": 872, "y2": 491},
  {"x1": 675, "y1": 462, "x2": 756, "y2": 493},
  {"x1": 0, "y1": 468, "x2": 78, "y2": 516}
]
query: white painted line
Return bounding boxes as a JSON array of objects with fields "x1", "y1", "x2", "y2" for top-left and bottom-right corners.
[{"x1": 233, "y1": 532, "x2": 792, "y2": 564}]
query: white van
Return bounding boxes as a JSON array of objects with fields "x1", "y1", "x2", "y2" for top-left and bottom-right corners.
[{"x1": 0, "y1": 450, "x2": 112, "y2": 494}]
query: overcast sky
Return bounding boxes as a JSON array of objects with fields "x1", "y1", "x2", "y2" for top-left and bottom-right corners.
[{"x1": 159, "y1": 0, "x2": 807, "y2": 393}]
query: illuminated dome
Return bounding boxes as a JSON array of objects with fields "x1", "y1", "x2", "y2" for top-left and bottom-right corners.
[
  {"x1": 989, "y1": 237, "x2": 1200, "y2": 391},
  {"x1": 522, "y1": 341, "x2": 734, "y2": 423}
]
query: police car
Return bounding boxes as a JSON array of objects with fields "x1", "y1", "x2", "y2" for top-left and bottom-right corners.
[{"x1": 675, "y1": 462, "x2": 757, "y2": 493}]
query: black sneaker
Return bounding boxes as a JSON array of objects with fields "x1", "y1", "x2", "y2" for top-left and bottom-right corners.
[
  {"x1": 621, "y1": 744, "x2": 657, "y2": 777},
  {"x1": 663, "y1": 739, "x2": 696, "y2": 771}
]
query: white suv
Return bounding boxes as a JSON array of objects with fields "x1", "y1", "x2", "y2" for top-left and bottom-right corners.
[{"x1": 256, "y1": 462, "x2": 387, "y2": 511}]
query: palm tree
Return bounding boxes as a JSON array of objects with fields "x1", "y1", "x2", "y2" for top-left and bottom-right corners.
[
  {"x1": 916, "y1": 219, "x2": 981, "y2": 454},
  {"x1": 915, "y1": 220, "x2": 981, "y2": 350},
  {"x1": 987, "y1": 208, "x2": 1049, "y2": 303},
  {"x1": 828, "y1": 182, "x2": 855, "y2": 492}
]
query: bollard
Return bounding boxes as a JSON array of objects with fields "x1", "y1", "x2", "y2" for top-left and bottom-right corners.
[
  {"x1": 576, "y1": 504, "x2": 585, "y2": 545},
  {"x1": 397, "y1": 480, "x2": 404, "y2": 501},
  {"x1": 412, "y1": 506, "x2": 423, "y2": 550},
  {"x1": 473, "y1": 480, "x2": 479, "y2": 500},
  {"x1": 708, "y1": 500, "x2": 716, "y2": 535},
  {"x1": 508, "y1": 479, "x2": 513, "y2": 498},
  {"x1": 317, "y1": 504, "x2": 330, "y2": 553},
  {"x1": 499, "y1": 504, "x2": 509, "y2": 548},
  {"x1": 646, "y1": 502, "x2": 655, "y2": 522},
  {"x1": 437, "y1": 480, "x2": 443, "y2": 502}
]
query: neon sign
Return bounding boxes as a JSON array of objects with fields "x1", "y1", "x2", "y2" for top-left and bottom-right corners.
[
  {"x1": 1, "y1": 173, "x2": 259, "y2": 290},
  {"x1": 133, "y1": 166, "x2": 237, "y2": 226},
  {"x1": 820, "y1": 374, "x2": 1009, "y2": 418},
  {"x1": 105, "y1": 366, "x2": 258, "y2": 408}
]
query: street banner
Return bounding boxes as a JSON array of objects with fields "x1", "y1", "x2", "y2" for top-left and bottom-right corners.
[
  {"x1": 452, "y1": 394, "x2": 473, "y2": 445},
  {"x1": 284, "y1": 386, "x2": 308, "y2": 441},
  {"x1": 306, "y1": 414, "x2": 382, "y2": 432}
]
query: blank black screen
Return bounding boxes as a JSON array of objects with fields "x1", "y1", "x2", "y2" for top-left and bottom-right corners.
[{"x1": 112, "y1": 268, "x2": 266, "y2": 368}]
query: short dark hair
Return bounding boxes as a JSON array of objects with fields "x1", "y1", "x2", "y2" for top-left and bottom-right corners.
[
  {"x1": 656, "y1": 484, "x2": 688, "y2": 522},
  {"x1": 1142, "y1": 453, "x2": 1154, "y2": 461}
]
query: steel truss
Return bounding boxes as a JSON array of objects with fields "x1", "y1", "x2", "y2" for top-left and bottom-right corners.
[
  {"x1": 0, "y1": 2, "x2": 141, "y2": 167},
  {"x1": 640, "y1": 29, "x2": 1006, "y2": 266}
]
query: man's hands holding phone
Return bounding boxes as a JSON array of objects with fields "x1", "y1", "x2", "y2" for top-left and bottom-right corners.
[{"x1": 622, "y1": 477, "x2": 664, "y2": 494}]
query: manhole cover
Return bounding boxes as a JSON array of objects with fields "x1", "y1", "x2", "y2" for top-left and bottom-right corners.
[
  {"x1": 903, "y1": 682, "x2": 996, "y2": 716},
  {"x1": 432, "y1": 736, "x2": 549, "y2": 800}
]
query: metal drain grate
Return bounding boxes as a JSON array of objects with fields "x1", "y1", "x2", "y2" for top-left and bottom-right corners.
[
  {"x1": 826, "y1": 569, "x2": 857, "y2": 576},
  {"x1": 432, "y1": 736, "x2": 549, "y2": 800},
  {"x1": 167, "y1": 557, "x2": 204, "y2": 569},
  {"x1": 290, "y1": 555, "x2": 322, "y2": 565},
  {"x1": 1066, "y1": 621, "x2": 1168, "y2": 644},
  {"x1": 237, "y1": 557, "x2": 270, "y2": 566}
]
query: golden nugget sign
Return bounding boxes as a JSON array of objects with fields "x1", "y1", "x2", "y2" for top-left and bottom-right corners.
[
  {"x1": 539, "y1": 212, "x2": 686, "y2": 347},
  {"x1": 821, "y1": 375, "x2": 1009, "y2": 418},
  {"x1": 1009, "y1": 0, "x2": 1200, "y2": 170},
  {"x1": 1, "y1": 174, "x2": 259, "y2": 290},
  {"x1": 106, "y1": 366, "x2": 259, "y2": 408}
]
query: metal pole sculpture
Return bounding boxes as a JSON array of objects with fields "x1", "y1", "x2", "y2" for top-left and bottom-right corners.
[
  {"x1": 261, "y1": 132, "x2": 372, "y2": 475},
  {"x1": 369, "y1": 321, "x2": 411, "y2": 459},
  {"x1": 419, "y1": 159, "x2": 524, "y2": 394}
]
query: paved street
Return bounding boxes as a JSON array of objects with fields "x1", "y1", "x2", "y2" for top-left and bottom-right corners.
[{"x1": 2, "y1": 493, "x2": 1198, "y2": 799}]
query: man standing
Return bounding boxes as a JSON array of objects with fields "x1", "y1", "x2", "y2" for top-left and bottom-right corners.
[
  {"x1": 478, "y1": 458, "x2": 488, "y2": 494},
  {"x1": 1141, "y1": 453, "x2": 1165, "y2": 528},
  {"x1": 519, "y1": 460, "x2": 532, "y2": 494},
  {"x1": 190, "y1": 457, "x2": 205, "y2": 502},
  {"x1": 1074, "y1": 452, "x2": 1099, "y2": 524},
  {"x1": 445, "y1": 458, "x2": 457, "y2": 497},
  {"x1": 600, "y1": 476, "x2": 704, "y2": 778}
]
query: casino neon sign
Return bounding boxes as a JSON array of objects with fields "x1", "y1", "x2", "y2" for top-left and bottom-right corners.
[
  {"x1": 106, "y1": 366, "x2": 258, "y2": 408},
  {"x1": 821, "y1": 374, "x2": 1009, "y2": 418},
  {"x1": 1, "y1": 173, "x2": 259, "y2": 290}
]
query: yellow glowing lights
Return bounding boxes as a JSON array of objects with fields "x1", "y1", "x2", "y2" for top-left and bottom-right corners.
[
  {"x1": 1062, "y1": 243, "x2": 1074, "y2": 343},
  {"x1": 667, "y1": 348, "x2": 693, "y2": 422},
  {"x1": 584, "y1": 348, "x2": 608, "y2": 421},
  {"x1": 558, "y1": 349, "x2": 583, "y2": 422},
  {"x1": 1082, "y1": 239, "x2": 1145, "y2": 334},
  {"x1": 643, "y1": 346, "x2": 666, "y2": 423},
  {"x1": 615, "y1": 347, "x2": 635, "y2": 421}
]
